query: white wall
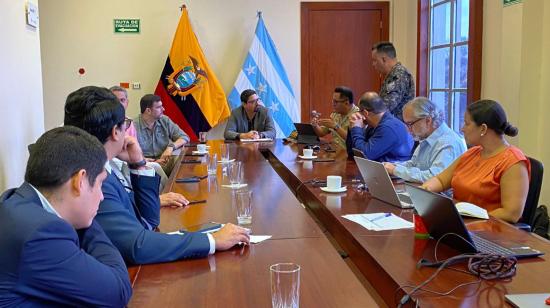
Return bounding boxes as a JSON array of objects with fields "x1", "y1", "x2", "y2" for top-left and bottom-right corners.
[
  {"x1": 482, "y1": 0, "x2": 550, "y2": 206},
  {"x1": 39, "y1": 0, "x2": 416, "y2": 134},
  {"x1": 0, "y1": 0, "x2": 44, "y2": 191}
]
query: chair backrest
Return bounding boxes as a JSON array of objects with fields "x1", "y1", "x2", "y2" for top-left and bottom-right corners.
[{"x1": 519, "y1": 156, "x2": 544, "y2": 226}]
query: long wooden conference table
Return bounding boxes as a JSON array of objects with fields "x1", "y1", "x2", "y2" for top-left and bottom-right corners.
[{"x1": 128, "y1": 140, "x2": 550, "y2": 307}]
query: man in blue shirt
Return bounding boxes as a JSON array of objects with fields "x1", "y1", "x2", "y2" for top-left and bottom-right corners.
[
  {"x1": 383, "y1": 97, "x2": 466, "y2": 182},
  {"x1": 64, "y1": 86, "x2": 250, "y2": 265},
  {"x1": 347, "y1": 92, "x2": 413, "y2": 162},
  {"x1": 0, "y1": 126, "x2": 132, "y2": 307}
]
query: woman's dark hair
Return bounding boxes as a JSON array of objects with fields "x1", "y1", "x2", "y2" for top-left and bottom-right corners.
[{"x1": 467, "y1": 99, "x2": 518, "y2": 137}]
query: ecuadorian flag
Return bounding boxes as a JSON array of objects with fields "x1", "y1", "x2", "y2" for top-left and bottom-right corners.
[{"x1": 155, "y1": 6, "x2": 230, "y2": 140}]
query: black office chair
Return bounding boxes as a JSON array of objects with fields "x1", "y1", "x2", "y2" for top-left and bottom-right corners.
[{"x1": 515, "y1": 156, "x2": 544, "y2": 232}]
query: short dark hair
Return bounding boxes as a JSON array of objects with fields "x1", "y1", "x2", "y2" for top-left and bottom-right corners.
[
  {"x1": 467, "y1": 99, "x2": 518, "y2": 137},
  {"x1": 240, "y1": 89, "x2": 257, "y2": 103},
  {"x1": 64, "y1": 86, "x2": 125, "y2": 144},
  {"x1": 359, "y1": 92, "x2": 386, "y2": 114},
  {"x1": 334, "y1": 86, "x2": 354, "y2": 104},
  {"x1": 140, "y1": 94, "x2": 161, "y2": 113},
  {"x1": 25, "y1": 126, "x2": 106, "y2": 190},
  {"x1": 372, "y1": 41, "x2": 397, "y2": 59}
]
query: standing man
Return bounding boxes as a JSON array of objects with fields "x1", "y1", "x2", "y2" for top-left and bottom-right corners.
[
  {"x1": 224, "y1": 89, "x2": 276, "y2": 140},
  {"x1": 311, "y1": 86, "x2": 359, "y2": 149},
  {"x1": 134, "y1": 94, "x2": 189, "y2": 175},
  {"x1": 64, "y1": 86, "x2": 250, "y2": 265},
  {"x1": 383, "y1": 97, "x2": 466, "y2": 182},
  {"x1": 0, "y1": 126, "x2": 131, "y2": 307},
  {"x1": 346, "y1": 92, "x2": 413, "y2": 162},
  {"x1": 371, "y1": 41, "x2": 415, "y2": 121}
]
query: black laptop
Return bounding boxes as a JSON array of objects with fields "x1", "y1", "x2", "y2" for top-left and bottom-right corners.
[
  {"x1": 294, "y1": 123, "x2": 320, "y2": 144},
  {"x1": 406, "y1": 184, "x2": 544, "y2": 258}
]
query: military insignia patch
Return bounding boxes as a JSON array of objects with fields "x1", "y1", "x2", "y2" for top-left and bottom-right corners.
[{"x1": 166, "y1": 56, "x2": 208, "y2": 97}]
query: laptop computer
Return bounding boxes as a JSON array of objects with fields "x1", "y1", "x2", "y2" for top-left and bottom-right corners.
[
  {"x1": 294, "y1": 123, "x2": 320, "y2": 144},
  {"x1": 406, "y1": 184, "x2": 544, "y2": 258},
  {"x1": 354, "y1": 157, "x2": 414, "y2": 208}
]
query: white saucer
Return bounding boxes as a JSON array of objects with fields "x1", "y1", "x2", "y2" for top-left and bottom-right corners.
[
  {"x1": 218, "y1": 159, "x2": 236, "y2": 164},
  {"x1": 298, "y1": 155, "x2": 317, "y2": 160},
  {"x1": 192, "y1": 150, "x2": 209, "y2": 154},
  {"x1": 320, "y1": 186, "x2": 347, "y2": 193},
  {"x1": 221, "y1": 183, "x2": 248, "y2": 189}
]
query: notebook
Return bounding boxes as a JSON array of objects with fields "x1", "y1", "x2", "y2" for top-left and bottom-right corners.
[
  {"x1": 354, "y1": 157, "x2": 414, "y2": 208},
  {"x1": 406, "y1": 184, "x2": 544, "y2": 258}
]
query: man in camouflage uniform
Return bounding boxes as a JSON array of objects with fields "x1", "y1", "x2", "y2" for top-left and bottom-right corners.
[{"x1": 371, "y1": 41, "x2": 415, "y2": 121}]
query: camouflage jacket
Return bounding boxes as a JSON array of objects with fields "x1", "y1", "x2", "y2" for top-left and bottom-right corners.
[{"x1": 379, "y1": 62, "x2": 415, "y2": 121}]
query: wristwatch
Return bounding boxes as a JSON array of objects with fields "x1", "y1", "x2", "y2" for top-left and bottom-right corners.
[
  {"x1": 128, "y1": 159, "x2": 147, "y2": 169},
  {"x1": 333, "y1": 124, "x2": 341, "y2": 130},
  {"x1": 167, "y1": 143, "x2": 176, "y2": 150}
]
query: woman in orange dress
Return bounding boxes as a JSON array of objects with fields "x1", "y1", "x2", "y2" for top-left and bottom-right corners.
[{"x1": 422, "y1": 100, "x2": 530, "y2": 223}]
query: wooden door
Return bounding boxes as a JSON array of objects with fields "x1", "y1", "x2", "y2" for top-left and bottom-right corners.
[{"x1": 301, "y1": 2, "x2": 389, "y2": 121}]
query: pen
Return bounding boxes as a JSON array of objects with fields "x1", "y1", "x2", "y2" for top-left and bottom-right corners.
[{"x1": 369, "y1": 213, "x2": 392, "y2": 223}]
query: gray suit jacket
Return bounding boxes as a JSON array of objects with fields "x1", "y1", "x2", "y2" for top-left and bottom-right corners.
[{"x1": 224, "y1": 105, "x2": 276, "y2": 140}]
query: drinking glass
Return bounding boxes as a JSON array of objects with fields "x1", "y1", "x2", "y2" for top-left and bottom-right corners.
[
  {"x1": 270, "y1": 263, "x2": 300, "y2": 308},
  {"x1": 206, "y1": 153, "x2": 217, "y2": 175},
  {"x1": 235, "y1": 189, "x2": 252, "y2": 225},
  {"x1": 220, "y1": 143, "x2": 230, "y2": 162},
  {"x1": 228, "y1": 161, "x2": 242, "y2": 186}
]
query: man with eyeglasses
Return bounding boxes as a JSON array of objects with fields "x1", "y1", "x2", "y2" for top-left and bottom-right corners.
[
  {"x1": 371, "y1": 41, "x2": 415, "y2": 121},
  {"x1": 311, "y1": 86, "x2": 359, "y2": 149},
  {"x1": 383, "y1": 97, "x2": 466, "y2": 183},
  {"x1": 224, "y1": 89, "x2": 276, "y2": 140},
  {"x1": 64, "y1": 86, "x2": 250, "y2": 265},
  {"x1": 346, "y1": 92, "x2": 413, "y2": 162},
  {"x1": 134, "y1": 94, "x2": 189, "y2": 176}
]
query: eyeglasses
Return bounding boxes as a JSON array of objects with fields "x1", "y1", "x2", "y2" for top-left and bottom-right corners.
[
  {"x1": 247, "y1": 98, "x2": 261, "y2": 104},
  {"x1": 404, "y1": 117, "x2": 425, "y2": 129},
  {"x1": 332, "y1": 99, "x2": 348, "y2": 104},
  {"x1": 124, "y1": 117, "x2": 133, "y2": 131}
]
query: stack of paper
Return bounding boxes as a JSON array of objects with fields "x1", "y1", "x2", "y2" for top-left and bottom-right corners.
[
  {"x1": 342, "y1": 213, "x2": 414, "y2": 231},
  {"x1": 455, "y1": 202, "x2": 489, "y2": 219}
]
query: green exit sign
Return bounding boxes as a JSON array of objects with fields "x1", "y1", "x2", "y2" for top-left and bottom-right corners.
[
  {"x1": 503, "y1": 0, "x2": 521, "y2": 6},
  {"x1": 114, "y1": 19, "x2": 140, "y2": 34}
]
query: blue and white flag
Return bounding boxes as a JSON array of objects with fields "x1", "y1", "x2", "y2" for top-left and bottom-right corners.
[{"x1": 228, "y1": 13, "x2": 298, "y2": 138}]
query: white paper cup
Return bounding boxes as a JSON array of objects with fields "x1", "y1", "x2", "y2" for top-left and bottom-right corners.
[
  {"x1": 326, "y1": 176, "x2": 342, "y2": 190},
  {"x1": 197, "y1": 144, "x2": 207, "y2": 153},
  {"x1": 303, "y1": 149, "x2": 313, "y2": 157}
]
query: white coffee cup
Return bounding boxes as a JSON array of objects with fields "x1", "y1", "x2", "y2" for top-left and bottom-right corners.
[
  {"x1": 303, "y1": 148, "x2": 314, "y2": 157},
  {"x1": 197, "y1": 144, "x2": 207, "y2": 153},
  {"x1": 326, "y1": 175, "x2": 342, "y2": 190}
]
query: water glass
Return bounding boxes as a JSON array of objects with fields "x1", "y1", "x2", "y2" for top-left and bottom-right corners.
[
  {"x1": 270, "y1": 263, "x2": 300, "y2": 308},
  {"x1": 220, "y1": 143, "x2": 230, "y2": 162},
  {"x1": 228, "y1": 161, "x2": 242, "y2": 185},
  {"x1": 235, "y1": 189, "x2": 252, "y2": 225},
  {"x1": 207, "y1": 153, "x2": 217, "y2": 175}
]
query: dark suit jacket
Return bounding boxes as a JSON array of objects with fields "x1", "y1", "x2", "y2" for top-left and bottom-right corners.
[
  {"x1": 0, "y1": 183, "x2": 132, "y2": 307},
  {"x1": 96, "y1": 169, "x2": 211, "y2": 265},
  {"x1": 346, "y1": 112, "x2": 414, "y2": 162},
  {"x1": 224, "y1": 105, "x2": 276, "y2": 140}
]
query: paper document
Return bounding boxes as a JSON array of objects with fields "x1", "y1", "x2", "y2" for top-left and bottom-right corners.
[
  {"x1": 455, "y1": 202, "x2": 489, "y2": 219},
  {"x1": 342, "y1": 213, "x2": 413, "y2": 231},
  {"x1": 250, "y1": 235, "x2": 272, "y2": 244},
  {"x1": 240, "y1": 138, "x2": 273, "y2": 142}
]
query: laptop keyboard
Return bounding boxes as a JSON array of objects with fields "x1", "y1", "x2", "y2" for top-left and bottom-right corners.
[{"x1": 471, "y1": 233, "x2": 515, "y2": 256}]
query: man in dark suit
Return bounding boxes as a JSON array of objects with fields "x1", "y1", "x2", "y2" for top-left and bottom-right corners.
[
  {"x1": 0, "y1": 126, "x2": 132, "y2": 307},
  {"x1": 64, "y1": 86, "x2": 250, "y2": 265},
  {"x1": 224, "y1": 89, "x2": 276, "y2": 140}
]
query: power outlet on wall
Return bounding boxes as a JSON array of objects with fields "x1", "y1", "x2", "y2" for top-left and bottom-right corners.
[{"x1": 132, "y1": 82, "x2": 141, "y2": 89}]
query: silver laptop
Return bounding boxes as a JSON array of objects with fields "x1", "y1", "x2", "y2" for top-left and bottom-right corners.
[{"x1": 354, "y1": 157, "x2": 413, "y2": 208}]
